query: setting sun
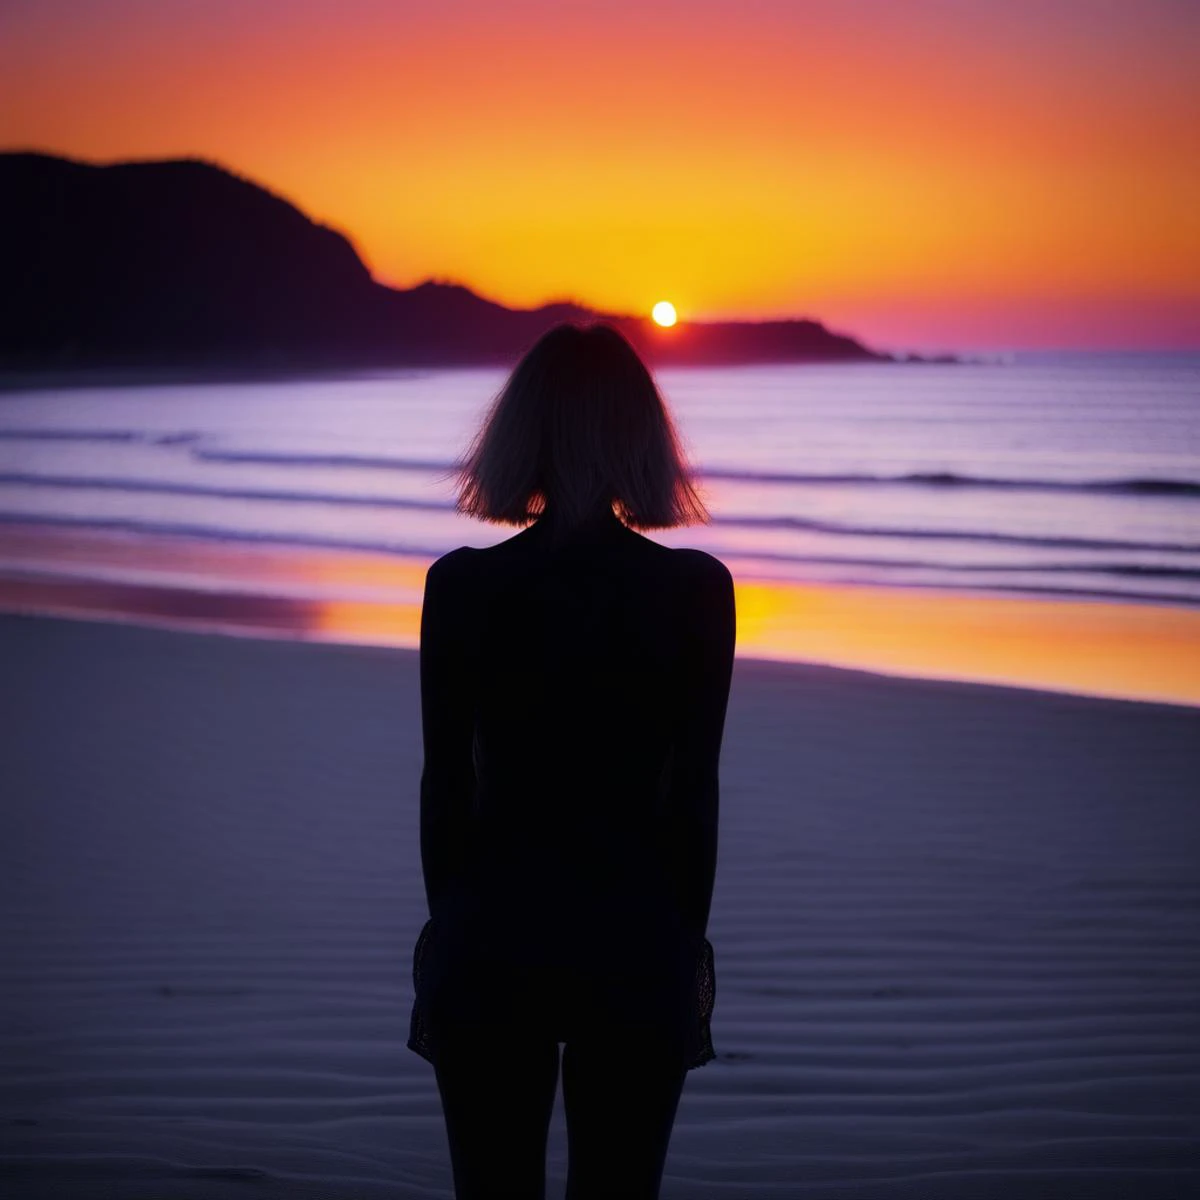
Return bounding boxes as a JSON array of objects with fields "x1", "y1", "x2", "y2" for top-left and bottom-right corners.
[{"x1": 652, "y1": 301, "x2": 677, "y2": 327}]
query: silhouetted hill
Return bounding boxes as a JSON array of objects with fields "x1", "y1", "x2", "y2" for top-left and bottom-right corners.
[{"x1": 0, "y1": 151, "x2": 893, "y2": 371}]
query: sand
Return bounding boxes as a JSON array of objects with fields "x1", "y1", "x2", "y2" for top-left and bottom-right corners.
[{"x1": 2, "y1": 612, "x2": 1198, "y2": 1198}]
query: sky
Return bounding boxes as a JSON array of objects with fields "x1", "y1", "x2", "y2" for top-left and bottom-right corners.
[{"x1": 2, "y1": 0, "x2": 1198, "y2": 353}]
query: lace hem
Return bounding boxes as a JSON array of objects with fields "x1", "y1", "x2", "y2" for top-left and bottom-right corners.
[{"x1": 406, "y1": 917, "x2": 716, "y2": 1070}]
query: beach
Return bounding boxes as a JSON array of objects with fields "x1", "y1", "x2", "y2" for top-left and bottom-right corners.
[{"x1": 2, "y1": 611, "x2": 1198, "y2": 1198}]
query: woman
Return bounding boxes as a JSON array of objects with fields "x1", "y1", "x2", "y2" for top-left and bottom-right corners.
[{"x1": 407, "y1": 322, "x2": 736, "y2": 1199}]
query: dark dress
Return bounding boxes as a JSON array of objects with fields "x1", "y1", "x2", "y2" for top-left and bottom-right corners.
[{"x1": 406, "y1": 507, "x2": 736, "y2": 1071}]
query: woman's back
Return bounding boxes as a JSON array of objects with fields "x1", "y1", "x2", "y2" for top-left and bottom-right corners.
[{"x1": 418, "y1": 507, "x2": 735, "y2": 968}]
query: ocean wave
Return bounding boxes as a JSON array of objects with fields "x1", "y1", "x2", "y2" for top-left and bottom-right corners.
[
  {"x1": 713, "y1": 512, "x2": 1200, "y2": 555},
  {"x1": 717, "y1": 548, "x2": 1200, "y2": 581},
  {"x1": 3, "y1": 432, "x2": 1196, "y2": 497},
  {"x1": 192, "y1": 448, "x2": 1200, "y2": 497},
  {"x1": 0, "y1": 511, "x2": 445, "y2": 560},
  {"x1": 703, "y1": 468, "x2": 1200, "y2": 496},
  {"x1": 0, "y1": 428, "x2": 143, "y2": 443},
  {"x1": 0, "y1": 472, "x2": 446, "y2": 512},
  {"x1": 192, "y1": 447, "x2": 455, "y2": 473},
  {"x1": 0, "y1": 428, "x2": 204, "y2": 446},
  {"x1": 2, "y1": 512, "x2": 1199, "y2": 610},
  {"x1": 3, "y1": 471, "x2": 1199, "y2": 556}
]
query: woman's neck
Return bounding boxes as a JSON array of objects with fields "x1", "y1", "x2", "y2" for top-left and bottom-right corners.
[{"x1": 528, "y1": 502, "x2": 625, "y2": 546}]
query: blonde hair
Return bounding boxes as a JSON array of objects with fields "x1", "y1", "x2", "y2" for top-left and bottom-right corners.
[{"x1": 455, "y1": 322, "x2": 709, "y2": 530}]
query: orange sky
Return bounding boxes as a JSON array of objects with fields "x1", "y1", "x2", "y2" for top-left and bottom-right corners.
[{"x1": 2, "y1": 0, "x2": 1198, "y2": 351}]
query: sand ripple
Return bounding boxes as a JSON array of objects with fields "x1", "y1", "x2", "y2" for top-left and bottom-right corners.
[{"x1": 2, "y1": 618, "x2": 1198, "y2": 1197}]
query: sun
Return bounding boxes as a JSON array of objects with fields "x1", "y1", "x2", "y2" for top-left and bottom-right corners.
[{"x1": 652, "y1": 301, "x2": 677, "y2": 327}]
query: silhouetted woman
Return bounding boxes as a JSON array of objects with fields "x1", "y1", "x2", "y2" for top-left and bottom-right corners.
[{"x1": 407, "y1": 322, "x2": 736, "y2": 1199}]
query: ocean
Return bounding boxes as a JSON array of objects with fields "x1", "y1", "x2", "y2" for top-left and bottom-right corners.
[{"x1": 1, "y1": 355, "x2": 1197, "y2": 613}]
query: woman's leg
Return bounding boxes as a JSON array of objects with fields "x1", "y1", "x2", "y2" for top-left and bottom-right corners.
[
  {"x1": 433, "y1": 1024, "x2": 561, "y2": 1200},
  {"x1": 560, "y1": 1033, "x2": 688, "y2": 1200}
]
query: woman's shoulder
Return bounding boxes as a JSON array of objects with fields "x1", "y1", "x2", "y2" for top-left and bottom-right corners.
[
  {"x1": 669, "y1": 546, "x2": 731, "y2": 574},
  {"x1": 668, "y1": 546, "x2": 734, "y2": 590},
  {"x1": 422, "y1": 546, "x2": 480, "y2": 592}
]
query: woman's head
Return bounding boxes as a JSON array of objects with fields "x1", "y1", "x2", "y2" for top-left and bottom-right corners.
[{"x1": 455, "y1": 322, "x2": 708, "y2": 530}]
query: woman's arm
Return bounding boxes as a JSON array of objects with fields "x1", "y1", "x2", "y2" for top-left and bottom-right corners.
[
  {"x1": 418, "y1": 550, "x2": 478, "y2": 918},
  {"x1": 662, "y1": 552, "x2": 736, "y2": 941}
]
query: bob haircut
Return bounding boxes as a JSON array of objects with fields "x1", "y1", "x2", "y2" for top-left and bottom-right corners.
[{"x1": 455, "y1": 322, "x2": 709, "y2": 531}]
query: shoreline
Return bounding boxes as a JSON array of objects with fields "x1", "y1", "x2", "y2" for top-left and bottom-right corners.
[
  {"x1": 0, "y1": 354, "x2": 915, "y2": 396},
  {"x1": 3, "y1": 603, "x2": 1196, "y2": 722},
  {"x1": 3, "y1": 598, "x2": 1198, "y2": 718},
  {"x1": 1, "y1": 521, "x2": 1199, "y2": 709}
]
